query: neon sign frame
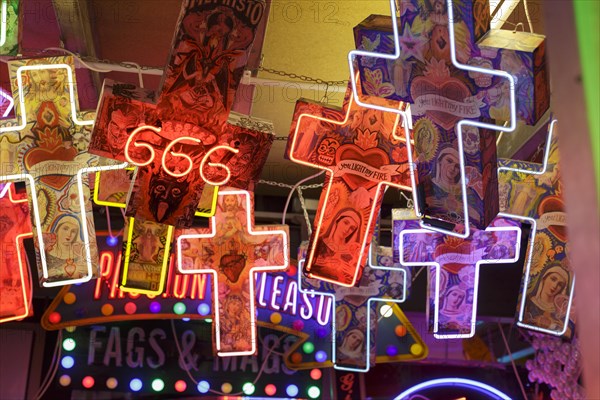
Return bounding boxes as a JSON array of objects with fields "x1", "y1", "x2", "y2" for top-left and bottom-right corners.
[
  {"x1": 288, "y1": 73, "x2": 415, "y2": 288},
  {"x1": 0, "y1": 182, "x2": 33, "y2": 323},
  {"x1": 498, "y1": 119, "x2": 576, "y2": 336}
]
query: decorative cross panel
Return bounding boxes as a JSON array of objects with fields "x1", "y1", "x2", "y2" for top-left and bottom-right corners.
[
  {"x1": 286, "y1": 75, "x2": 412, "y2": 287},
  {"x1": 398, "y1": 213, "x2": 521, "y2": 338},
  {"x1": 0, "y1": 0, "x2": 19, "y2": 56},
  {"x1": 297, "y1": 219, "x2": 428, "y2": 372},
  {"x1": 354, "y1": 0, "x2": 549, "y2": 237},
  {"x1": 0, "y1": 56, "x2": 100, "y2": 287},
  {"x1": 498, "y1": 120, "x2": 575, "y2": 336},
  {"x1": 0, "y1": 182, "x2": 32, "y2": 323},
  {"x1": 89, "y1": 0, "x2": 272, "y2": 228},
  {"x1": 176, "y1": 189, "x2": 289, "y2": 356}
]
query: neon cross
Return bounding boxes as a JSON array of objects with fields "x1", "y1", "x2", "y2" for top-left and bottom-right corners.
[
  {"x1": 287, "y1": 75, "x2": 413, "y2": 287},
  {"x1": 0, "y1": 181, "x2": 33, "y2": 323},
  {"x1": 297, "y1": 214, "x2": 427, "y2": 372},
  {"x1": 353, "y1": 0, "x2": 550, "y2": 238},
  {"x1": 399, "y1": 215, "x2": 521, "y2": 338},
  {"x1": 0, "y1": 56, "x2": 100, "y2": 287},
  {"x1": 176, "y1": 189, "x2": 289, "y2": 357},
  {"x1": 498, "y1": 120, "x2": 575, "y2": 336},
  {"x1": 89, "y1": 1, "x2": 272, "y2": 228}
]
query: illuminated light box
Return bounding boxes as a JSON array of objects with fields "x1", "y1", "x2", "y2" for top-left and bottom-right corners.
[
  {"x1": 0, "y1": 0, "x2": 19, "y2": 55},
  {"x1": 0, "y1": 182, "x2": 32, "y2": 323},
  {"x1": 498, "y1": 121, "x2": 576, "y2": 336},
  {"x1": 89, "y1": 0, "x2": 273, "y2": 229},
  {"x1": 52, "y1": 320, "x2": 320, "y2": 399},
  {"x1": 286, "y1": 75, "x2": 412, "y2": 287},
  {"x1": 0, "y1": 56, "x2": 100, "y2": 287},
  {"x1": 398, "y1": 211, "x2": 521, "y2": 338},
  {"x1": 296, "y1": 240, "x2": 427, "y2": 372},
  {"x1": 355, "y1": 0, "x2": 550, "y2": 234},
  {"x1": 176, "y1": 189, "x2": 289, "y2": 357},
  {"x1": 119, "y1": 217, "x2": 174, "y2": 295}
]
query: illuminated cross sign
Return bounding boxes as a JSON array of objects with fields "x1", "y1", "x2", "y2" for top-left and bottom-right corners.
[
  {"x1": 89, "y1": 1, "x2": 273, "y2": 229},
  {"x1": 399, "y1": 214, "x2": 521, "y2": 338},
  {"x1": 498, "y1": 121, "x2": 575, "y2": 336},
  {"x1": 354, "y1": 0, "x2": 550, "y2": 237},
  {"x1": 176, "y1": 189, "x2": 289, "y2": 356},
  {"x1": 0, "y1": 182, "x2": 32, "y2": 323},
  {"x1": 0, "y1": 56, "x2": 100, "y2": 287},
  {"x1": 297, "y1": 229, "x2": 428, "y2": 372},
  {"x1": 286, "y1": 75, "x2": 412, "y2": 287}
]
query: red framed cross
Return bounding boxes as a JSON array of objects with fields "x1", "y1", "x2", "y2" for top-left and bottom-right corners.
[{"x1": 0, "y1": 182, "x2": 33, "y2": 323}]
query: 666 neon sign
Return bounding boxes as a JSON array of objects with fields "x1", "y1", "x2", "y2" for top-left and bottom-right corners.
[{"x1": 125, "y1": 125, "x2": 239, "y2": 186}]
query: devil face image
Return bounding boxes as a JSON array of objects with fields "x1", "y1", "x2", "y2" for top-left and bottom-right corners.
[{"x1": 148, "y1": 173, "x2": 191, "y2": 223}]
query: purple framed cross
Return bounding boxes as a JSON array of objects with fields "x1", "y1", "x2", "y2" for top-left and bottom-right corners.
[
  {"x1": 398, "y1": 213, "x2": 521, "y2": 338},
  {"x1": 354, "y1": 0, "x2": 550, "y2": 236}
]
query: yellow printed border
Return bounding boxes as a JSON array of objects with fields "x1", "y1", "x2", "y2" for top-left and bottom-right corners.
[{"x1": 120, "y1": 217, "x2": 174, "y2": 296}]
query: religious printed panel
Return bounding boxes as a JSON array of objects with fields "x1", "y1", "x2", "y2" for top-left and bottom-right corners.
[
  {"x1": 499, "y1": 124, "x2": 576, "y2": 336},
  {"x1": 51, "y1": 320, "x2": 324, "y2": 399},
  {"x1": 286, "y1": 77, "x2": 412, "y2": 287},
  {"x1": 355, "y1": 0, "x2": 549, "y2": 232},
  {"x1": 0, "y1": 55, "x2": 100, "y2": 287},
  {"x1": 89, "y1": 0, "x2": 272, "y2": 228}
]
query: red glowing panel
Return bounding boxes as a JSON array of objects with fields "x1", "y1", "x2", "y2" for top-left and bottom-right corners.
[
  {"x1": 89, "y1": 1, "x2": 273, "y2": 229},
  {"x1": 176, "y1": 190, "x2": 289, "y2": 356},
  {"x1": 0, "y1": 183, "x2": 33, "y2": 323},
  {"x1": 286, "y1": 75, "x2": 412, "y2": 286}
]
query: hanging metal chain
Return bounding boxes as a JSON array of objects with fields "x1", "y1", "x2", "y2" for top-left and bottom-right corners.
[
  {"x1": 258, "y1": 179, "x2": 323, "y2": 190},
  {"x1": 257, "y1": 65, "x2": 347, "y2": 87},
  {"x1": 296, "y1": 186, "x2": 313, "y2": 236}
]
